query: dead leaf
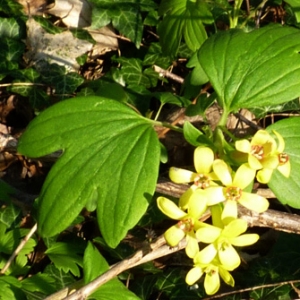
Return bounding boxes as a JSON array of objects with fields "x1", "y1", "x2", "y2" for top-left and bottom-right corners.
[
  {"x1": 25, "y1": 18, "x2": 93, "y2": 71},
  {"x1": 17, "y1": 0, "x2": 47, "y2": 15},
  {"x1": 47, "y1": 0, "x2": 92, "y2": 28}
]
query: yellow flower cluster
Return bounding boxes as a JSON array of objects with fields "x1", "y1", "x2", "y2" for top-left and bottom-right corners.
[{"x1": 157, "y1": 130, "x2": 290, "y2": 295}]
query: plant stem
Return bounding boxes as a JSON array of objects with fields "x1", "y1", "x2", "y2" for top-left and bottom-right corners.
[
  {"x1": 230, "y1": 0, "x2": 244, "y2": 28},
  {"x1": 154, "y1": 103, "x2": 164, "y2": 121},
  {"x1": 151, "y1": 120, "x2": 183, "y2": 133}
]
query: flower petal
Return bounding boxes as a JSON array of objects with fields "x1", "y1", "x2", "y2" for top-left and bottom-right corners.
[
  {"x1": 238, "y1": 192, "x2": 269, "y2": 213},
  {"x1": 230, "y1": 233, "x2": 259, "y2": 246},
  {"x1": 221, "y1": 200, "x2": 238, "y2": 223},
  {"x1": 169, "y1": 167, "x2": 195, "y2": 184},
  {"x1": 204, "y1": 186, "x2": 226, "y2": 206},
  {"x1": 219, "y1": 267, "x2": 235, "y2": 287},
  {"x1": 194, "y1": 147, "x2": 214, "y2": 174},
  {"x1": 188, "y1": 189, "x2": 208, "y2": 218},
  {"x1": 248, "y1": 154, "x2": 263, "y2": 170},
  {"x1": 232, "y1": 163, "x2": 255, "y2": 189},
  {"x1": 186, "y1": 232, "x2": 200, "y2": 258},
  {"x1": 186, "y1": 267, "x2": 203, "y2": 286},
  {"x1": 273, "y1": 130, "x2": 285, "y2": 153},
  {"x1": 213, "y1": 160, "x2": 232, "y2": 186},
  {"x1": 256, "y1": 168, "x2": 274, "y2": 184},
  {"x1": 218, "y1": 243, "x2": 241, "y2": 270},
  {"x1": 204, "y1": 267, "x2": 220, "y2": 295},
  {"x1": 196, "y1": 225, "x2": 221, "y2": 243},
  {"x1": 222, "y1": 219, "x2": 248, "y2": 238},
  {"x1": 252, "y1": 130, "x2": 272, "y2": 145},
  {"x1": 262, "y1": 155, "x2": 279, "y2": 169},
  {"x1": 211, "y1": 204, "x2": 224, "y2": 228},
  {"x1": 157, "y1": 197, "x2": 187, "y2": 220},
  {"x1": 235, "y1": 139, "x2": 251, "y2": 153},
  {"x1": 278, "y1": 160, "x2": 291, "y2": 178},
  {"x1": 195, "y1": 243, "x2": 217, "y2": 264},
  {"x1": 164, "y1": 225, "x2": 185, "y2": 247},
  {"x1": 179, "y1": 186, "x2": 196, "y2": 209}
]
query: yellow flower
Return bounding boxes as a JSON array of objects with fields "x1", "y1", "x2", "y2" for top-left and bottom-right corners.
[
  {"x1": 235, "y1": 130, "x2": 290, "y2": 183},
  {"x1": 169, "y1": 147, "x2": 218, "y2": 209},
  {"x1": 169, "y1": 146, "x2": 218, "y2": 188},
  {"x1": 157, "y1": 193, "x2": 207, "y2": 258},
  {"x1": 186, "y1": 258, "x2": 234, "y2": 295},
  {"x1": 203, "y1": 160, "x2": 269, "y2": 221},
  {"x1": 196, "y1": 219, "x2": 259, "y2": 270}
]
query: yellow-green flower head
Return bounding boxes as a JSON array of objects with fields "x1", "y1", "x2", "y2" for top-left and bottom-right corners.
[
  {"x1": 203, "y1": 160, "x2": 269, "y2": 221},
  {"x1": 186, "y1": 257, "x2": 234, "y2": 295},
  {"x1": 157, "y1": 193, "x2": 207, "y2": 258},
  {"x1": 169, "y1": 147, "x2": 218, "y2": 189},
  {"x1": 195, "y1": 219, "x2": 259, "y2": 270},
  {"x1": 235, "y1": 130, "x2": 290, "y2": 183}
]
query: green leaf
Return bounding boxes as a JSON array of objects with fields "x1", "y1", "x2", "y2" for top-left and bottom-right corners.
[
  {"x1": 185, "y1": 93, "x2": 215, "y2": 117},
  {"x1": 158, "y1": 0, "x2": 212, "y2": 56},
  {"x1": 154, "y1": 92, "x2": 191, "y2": 107},
  {"x1": 0, "y1": 225, "x2": 30, "y2": 255},
  {"x1": 198, "y1": 25, "x2": 300, "y2": 111},
  {"x1": 112, "y1": 58, "x2": 159, "y2": 88},
  {"x1": 285, "y1": 0, "x2": 300, "y2": 22},
  {"x1": 186, "y1": 52, "x2": 209, "y2": 86},
  {"x1": 0, "y1": 37, "x2": 24, "y2": 73},
  {"x1": 0, "y1": 18, "x2": 21, "y2": 39},
  {"x1": 44, "y1": 264, "x2": 76, "y2": 290},
  {"x1": 183, "y1": 121, "x2": 214, "y2": 148},
  {"x1": 84, "y1": 242, "x2": 141, "y2": 300},
  {"x1": 17, "y1": 96, "x2": 160, "y2": 248},
  {"x1": 250, "y1": 98, "x2": 300, "y2": 118},
  {"x1": 38, "y1": 63, "x2": 84, "y2": 95},
  {"x1": 0, "y1": 203, "x2": 21, "y2": 228},
  {"x1": 143, "y1": 43, "x2": 171, "y2": 69},
  {"x1": 0, "y1": 0, "x2": 24, "y2": 17},
  {"x1": 45, "y1": 242, "x2": 84, "y2": 277},
  {"x1": 267, "y1": 117, "x2": 300, "y2": 208},
  {"x1": 89, "y1": 278, "x2": 141, "y2": 300},
  {"x1": 0, "y1": 276, "x2": 24, "y2": 300},
  {"x1": 83, "y1": 242, "x2": 104, "y2": 283},
  {"x1": 21, "y1": 273, "x2": 56, "y2": 295},
  {"x1": 90, "y1": 0, "x2": 156, "y2": 48},
  {"x1": 0, "y1": 180, "x2": 15, "y2": 203}
]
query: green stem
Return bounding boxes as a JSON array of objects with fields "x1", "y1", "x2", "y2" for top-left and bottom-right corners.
[
  {"x1": 230, "y1": 0, "x2": 243, "y2": 28},
  {"x1": 240, "y1": 0, "x2": 268, "y2": 28},
  {"x1": 154, "y1": 103, "x2": 164, "y2": 121},
  {"x1": 213, "y1": 107, "x2": 230, "y2": 157},
  {"x1": 150, "y1": 120, "x2": 183, "y2": 133}
]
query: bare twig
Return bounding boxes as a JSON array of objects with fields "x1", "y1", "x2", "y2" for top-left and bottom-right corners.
[
  {"x1": 44, "y1": 236, "x2": 187, "y2": 300},
  {"x1": 153, "y1": 65, "x2": 184, "y2": 84},
  {"x1": 0, "y1": 223, "x2": 37, "y2": 274},
  {"x1": 203, "y1": 279, "x2": 300, "y2": 300}
]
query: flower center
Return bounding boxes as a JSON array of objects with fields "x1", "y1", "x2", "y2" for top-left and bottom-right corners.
[
  {"x1": 251, "y1": 145, "x2": 264, "y2": 160},
  {"x1": 224, "y1": 186, "x2": 242, "y2": 201},
  {"x1": 206, "y1": 266, "x2": 218, "y2": 276},
  {"x1": 194, "y1": 173, "x2": 210, "y2": 189},
  {"x1": 278, "y1": 153, "x2": 289, "y2": 165},
  {"x1": 219, "y1": 240, "x2": 229, "y2": 252},
  {"x1": 177, "y1": 218, "x2": 194, "y2": 232}
]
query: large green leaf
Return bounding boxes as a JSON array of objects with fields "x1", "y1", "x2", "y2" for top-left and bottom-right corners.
[
  {"x1": 17, "y1": 96, "x2": 160, "y2": 248},
  {"x1": 198, "y1": 25, "x2": 300, "y2": 111},
  {"x1": 158, "y1": 0, "x2": 212, "y2": 56},
  {"x1": 267, "y1": 117, "x2": 300, "y2": 208}
]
